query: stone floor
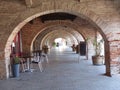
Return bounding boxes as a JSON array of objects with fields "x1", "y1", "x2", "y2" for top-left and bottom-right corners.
[{"x1": 0, "y1": 47, "x2": 120, "y2": 90}]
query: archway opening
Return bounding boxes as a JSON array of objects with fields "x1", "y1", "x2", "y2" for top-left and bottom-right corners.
[
  {"x1": 5, "y1": 11, "x2": 109, "y2": 79},
  {"x1": 53, "y1": 38, "x2": 68, "y2": 51},
  {"x1": 54, "y1": 38, "x2": 66, "y2": 47}
]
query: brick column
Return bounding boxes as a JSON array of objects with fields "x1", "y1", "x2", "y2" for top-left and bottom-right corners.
[
  {"x1": 109, "y1": 40, "x2": 120, "y2": 75},
  {"x1": 0, "y1": 52, "x2": 7, "y2": 79}
]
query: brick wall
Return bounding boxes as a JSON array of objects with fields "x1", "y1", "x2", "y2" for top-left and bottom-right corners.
[{"x1": 0, "y1": 0, "x2": 119, "y2": 79}]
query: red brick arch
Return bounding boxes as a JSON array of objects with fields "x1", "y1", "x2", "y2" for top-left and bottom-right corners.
[
  {"x1": 29, "y1": 20, "x2": 90, "y2": 53},
  {"x1": 40, "y1": 29, "x2": 79, "y2": 48},
  {"x1": 32, "y1": 22, "x2": 85, "y2": 51},
  {"x1": 4, "y1": 5, "x2": 110, "y2": 78}
]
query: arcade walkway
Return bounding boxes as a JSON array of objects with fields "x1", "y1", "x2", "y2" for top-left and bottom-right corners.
[{"x1": 0, "y1": 47, "x2": 120, "y2": 90}]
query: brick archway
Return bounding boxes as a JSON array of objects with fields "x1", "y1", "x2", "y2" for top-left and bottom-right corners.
[
  {"x1": 30, "y1": 21, "x2": 86, "y2": 51},
  {"x1": 3, "y1": 4, "x2": 111, "y2": 79},
  {"x1": 39, "y1": 29, "x2": 80, "y2": 49}
]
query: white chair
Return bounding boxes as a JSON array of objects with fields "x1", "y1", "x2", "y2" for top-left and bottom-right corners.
[
  {"x1": 42, "y1": 53, "x2": 49, "y2": 63},
  {"x1": 32, "y1": 52, "x2": 43, "y2": 72},
  {"x1": 20, "y1": 58, "x2": 27, "y2": 72}
]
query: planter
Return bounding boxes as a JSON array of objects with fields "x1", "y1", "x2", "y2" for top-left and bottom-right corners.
[
  {"x1": 71, "y1": 44, "x2": 76, "y2": 52},
  {"x1": 76, "y1": 45, "x2": 79, "y2": 54},
  {"x1": 72, "y1": 47, "x2": 76, "y2": 51},
  {"x1": 43, "y1": 48, "x2": 48, "y2": 54},
  {"x1": 12, "y1": 64, "x2": 20, "y2": 77},
  {"x1": 92, "y1": 55, "x2": 104, "y2": 65}
]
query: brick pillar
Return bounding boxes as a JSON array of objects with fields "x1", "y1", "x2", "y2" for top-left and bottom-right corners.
[
  {"x1": 0, "y1": 52, "x2": 7, "y2": 79},
  {"x1": 0, "y1": 62, "x2": 6, "y2": 79},
  {"x1": 109, "y1": 40, "x2": 120, "y2": 75}
]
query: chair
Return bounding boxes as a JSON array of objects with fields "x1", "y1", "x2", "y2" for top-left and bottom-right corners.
[
  {"x1": 20, "y1": 52, "x2": 31, "y2": 72},
  {"x1": 31, "y1": 51, "x2": 44, "y2": 72},
  {"x1": 42, "y1": 53, "x2": 49, "y2": 63},
  {"x1": 20, "y1": 58, "x2": 27, "y2": 72}
]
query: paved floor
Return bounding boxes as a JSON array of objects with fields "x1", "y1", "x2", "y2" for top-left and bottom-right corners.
[{"x1": 0, "y1": 47, "x2": 120, "y2": 90}]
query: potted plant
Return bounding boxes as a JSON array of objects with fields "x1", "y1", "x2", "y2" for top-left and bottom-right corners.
[
  {"x1": 92, "y1": 39, "x2": 104, "y2": 65},
  {"x1": 42, "y1": 45, "x2": 49, "y2": 54},
  {"x1": 71, "y1": 44, "x2": 76, "y2": 52},
  {"x1": 11, "y1": 54, "x2": 20, "y2": 77}
]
